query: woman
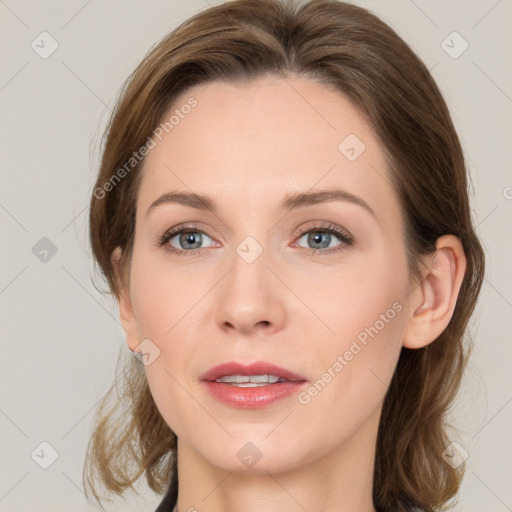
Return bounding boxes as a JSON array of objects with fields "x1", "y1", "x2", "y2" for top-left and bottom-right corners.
[{"x1": 83, "y1": 0, "x2": 485, "y2": 511}]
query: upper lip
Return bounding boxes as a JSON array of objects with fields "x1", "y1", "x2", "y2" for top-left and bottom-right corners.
[{"x1": 200, "y1": 361, "x2": 307, "y2": 382}]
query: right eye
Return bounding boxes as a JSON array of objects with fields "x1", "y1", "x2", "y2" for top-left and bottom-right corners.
[{"x1": 158, "y1": 226, "x2": 217, "y2": 256}]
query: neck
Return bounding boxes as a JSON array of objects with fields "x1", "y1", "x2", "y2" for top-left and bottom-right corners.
[{"x1": 173, "y1": 407, "x2": 380, "y2": 512}]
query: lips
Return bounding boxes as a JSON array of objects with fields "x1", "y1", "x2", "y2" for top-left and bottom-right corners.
[
  {"x1": 200, "y1": 361, "x2": 307, "y2": 383},
  {"x1": 200, "y1": 361, "x2": 308, "y2": 409}
]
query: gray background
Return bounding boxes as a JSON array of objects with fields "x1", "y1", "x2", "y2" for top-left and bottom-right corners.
[{"x1": 1, "y1": 0, "x2": 511, "y2": 510}]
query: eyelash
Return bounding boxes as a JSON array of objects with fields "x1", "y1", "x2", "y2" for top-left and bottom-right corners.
[{"x1": 157, "y1": 222, "x2": 354, "y2": 257}]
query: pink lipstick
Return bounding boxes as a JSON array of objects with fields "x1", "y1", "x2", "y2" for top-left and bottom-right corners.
[{"x1": 200, "y1": 361, "x2": 308, "y2": 409}]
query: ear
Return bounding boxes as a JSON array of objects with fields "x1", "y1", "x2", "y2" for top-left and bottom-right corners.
[
  {"x1": 112, "y1": 247, "x2": 140, "y2": 353},
  {"x1": 402, "y1": 235, "x2": 466, "y2": 349}
]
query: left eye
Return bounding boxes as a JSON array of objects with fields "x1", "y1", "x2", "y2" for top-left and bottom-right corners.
[
  {"x1": 297, "y1": 230, "x2": 338, "y2": 250},
  {"x1": 294, "y1": 227, "x2": 351, "y2": 252}
]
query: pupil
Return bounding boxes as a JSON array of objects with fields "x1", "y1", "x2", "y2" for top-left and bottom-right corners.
[
  {"x1": 310, "y1": 232, "x2": 328, "y2": 248},
  {"x1": 182, "y1": 232, "x2": 201, "y2": 249}
]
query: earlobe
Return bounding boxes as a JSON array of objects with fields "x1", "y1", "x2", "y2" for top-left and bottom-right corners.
[
  {"x1": 111, "y1": 247, "x2": 140, "y2": 353},
  {"x1": 403, "y1": 235, "x2": 466, "y2": 349}
]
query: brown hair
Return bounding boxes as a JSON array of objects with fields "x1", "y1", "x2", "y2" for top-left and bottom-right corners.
[{"x1": 84, "y1": 0, "x2": 485, "y2": 510}]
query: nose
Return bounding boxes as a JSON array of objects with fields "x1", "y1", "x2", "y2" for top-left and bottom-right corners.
[{"x1": 214, "y1": 246, "x2": 286, "y2": 337}]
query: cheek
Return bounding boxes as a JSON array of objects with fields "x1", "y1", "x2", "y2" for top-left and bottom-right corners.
[
  {"x1": 306, "y1": 250, "x2": 408, "y2": 348},
  {"x1": 301, "y1": 249, "x2": 408, "y2": 403},
  {"x1": 129, "y1": 246, "x2": 197, "y2": 339},
  {"x1": 294, "y1": 276, "x2": 407, "y2": 449},
  {"x1": 128, "y1": 255, "x2": 198, "y2": 433}
]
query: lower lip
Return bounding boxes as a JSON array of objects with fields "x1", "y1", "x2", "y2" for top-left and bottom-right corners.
[{"x1": 202, "y1": 381, "x2": 307, "y2": 409}]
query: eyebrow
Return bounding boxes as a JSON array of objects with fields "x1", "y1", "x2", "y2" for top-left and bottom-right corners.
[{"x1": 146, "y1": 188, "x2": 376, "y2": 219}]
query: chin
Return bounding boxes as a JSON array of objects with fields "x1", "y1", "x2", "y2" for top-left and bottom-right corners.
[{"x1": 194, "y1": 435, "x2": 309, "y2": 475}]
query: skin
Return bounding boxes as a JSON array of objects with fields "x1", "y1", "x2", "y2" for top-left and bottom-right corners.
[{"x1": 116, "y1": 74, "x2": 466, "y2": 512}]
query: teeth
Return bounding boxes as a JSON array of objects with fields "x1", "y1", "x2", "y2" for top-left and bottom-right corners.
[
  {"x1": 214, "y1": 374, "x2": 285, "y2": 384},
  {"x1": 226, "y1": 382, "x2": 270, "y2": 387}
]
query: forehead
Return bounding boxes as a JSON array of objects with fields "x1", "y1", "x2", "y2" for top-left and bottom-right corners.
[{"x1": 137, "y1": 75, "x2": 398, "y2": 221}]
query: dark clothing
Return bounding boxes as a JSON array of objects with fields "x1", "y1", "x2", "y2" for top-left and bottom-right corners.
[{"x1": 154, "y1": 474, "x2": 178, "y2": 512}]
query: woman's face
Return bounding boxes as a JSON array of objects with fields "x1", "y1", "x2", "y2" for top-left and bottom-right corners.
[{"x1": 121, "y1": 74, "x2": 414, "y2": 473}]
